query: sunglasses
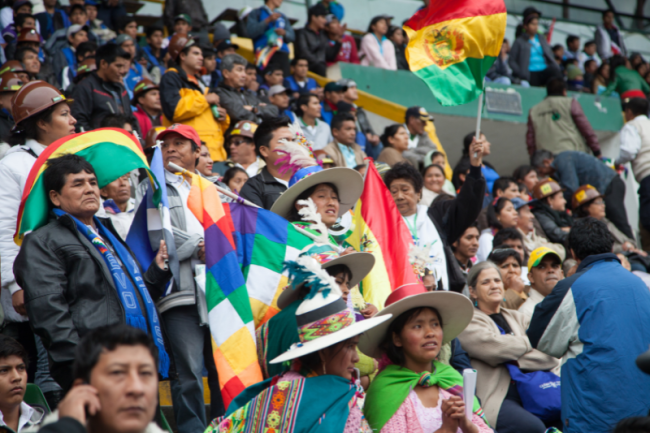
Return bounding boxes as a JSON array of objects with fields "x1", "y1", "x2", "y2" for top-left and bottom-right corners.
[{"x1": 230, "y1": 139, "x2": 250, "y2": 146}]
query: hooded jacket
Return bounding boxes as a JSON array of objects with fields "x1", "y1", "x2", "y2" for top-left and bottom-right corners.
[{"x1": 159, "y1": 67, "x2": 229, "y2": 161}]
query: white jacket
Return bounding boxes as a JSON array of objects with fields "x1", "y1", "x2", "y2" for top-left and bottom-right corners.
[{"x1": 0, "y1": 139, "x2": 46, "y2": 321}]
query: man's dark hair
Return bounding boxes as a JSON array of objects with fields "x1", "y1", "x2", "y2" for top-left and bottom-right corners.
[
  {"x1": 512, "y1": 165, "x2": 536, "y2": 183},
  {"x1": 566, "y1": 35, "x2": 579, "y2": 46},
  {"x1": 76, "y1": 41, "x2": 97, "y2": 61},
  {"x1": 547, "y1": 77, "x2": 566, "y2": 96},
  {"x1": 15, "y1": 13, "x2": 34, "y2": 28},
  {"x1": 14, "y1": 46, "x2": 38, "y2": 63},
  {"x1": 568, "y1": 217, "x2": 614, "y2": 261},
  {"x1": 487, "y1": 197, "x2": 512, "y2": 230},
  {"x1": 552, "y1": 44, "x2": 563, "y2": 53},
  {"x1": 584, "y1": 39, "x2": 596, "y2": 48},
  {"x1": 253, "y1": 116, "x2": 291, "y2": 157},
  {"x1": 100, "y1": 113, "x2": 136, "y2": 130},
  {"x1": 291, "y1": 57, "x2": 308, "y2": 67},
  {"x1": 308, "y1": 3, "x2": 328, "y2": 22},
  {"x1": 493, "y1": 176, "x2": 516, "y2": 195},
  {"x1": 331, "y1": 112, "x2": 355, "y2": 131},
  {"x1": 96, "y1": 43, "x2": 131, "y2": 67},
  {"x1": 263, "y1": 63, "x2": 283, "y2": 76},
  {"x1": 530, "y1": 149, "x2": 554, "y2": 169},
  {"x1": 624, "y1": 97, "x2": 649, "y2": 117},
  {"x1": 384, "y1": 161, "x2": 424, "y2": 194},
  {"x1": 584, "y1": 59, "x2": 596, "y2": 70},
  {"x1": 602, "y1": 9, "x2": 614, "y2": 18},
  {"x1": 116, "y1": 15, "x2": 137, "y2": 32},
  {"x1": 295, "y1": 93, "x2": 319, "y2": 117},
  {"x1": 72, "y1": 324, "x2": 158, "y2": 384},
  {"x1": 488, "y1": 244, "x2": 523, "y2": 267},
  {"x1": 145, "y1": 26, "x2": 163, "y2": 39},
  {"x1": 43, "y1": 154, "x2": 95, "y2": 204},
  {"x1": 245, "y1": 62, "x2": 256, "y2": 71},
  {"x1": 0, "y1": 334, "x2": 29, "y2": 368},
  {"x1": 493, "y1": 227, "x2": 524, "y2": 249},
  {"x1": 69, "y1": 4, "x2": 86, "y2": 15},
  {"x1": 381, "y1": 307, "x2": 442, "y2": 367}
]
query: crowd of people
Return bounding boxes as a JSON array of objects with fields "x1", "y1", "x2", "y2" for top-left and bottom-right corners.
[{"x1": 1, "y1": 1, "x2": 650, "y2": 433}]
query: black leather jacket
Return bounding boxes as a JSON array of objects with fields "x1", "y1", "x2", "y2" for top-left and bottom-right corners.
[
  {"x1": 14, "y1": 214, "x2": 170, "y2": 389},
  {"x1": 239, "y1": 167, "x2": 288, "y2": 210}
]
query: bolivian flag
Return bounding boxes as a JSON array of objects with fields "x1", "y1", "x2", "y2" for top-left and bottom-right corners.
[{"x1": 404, "y1": 0, "x2": 507, "y2": 106}]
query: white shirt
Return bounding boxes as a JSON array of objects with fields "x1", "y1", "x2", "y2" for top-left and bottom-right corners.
[
  {"x1": 476, "y1": 229, "x2": 494, "y2": 263},
  {"x1": 405, "y1": 123, "x2": 418, "y2": 149},
  {"x1": 274, "y1": 176, "x2": 289, "y2": 187},
  {"x1": 0, "y1": 401, "x2": 35, "y2": 432},
  {"x1": 237, "y1": 158, "x2": 260, "y2": 178},
  {"x1": 617, "y1": 115, "x2": 646, "y2": 165},
  {"x1": 164, "y1": 170, "x2": 204, "y2": 239}
]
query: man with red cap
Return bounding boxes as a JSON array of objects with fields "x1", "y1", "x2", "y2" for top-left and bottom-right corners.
[
  {"x1": 134, "y1": 123, "x2": 225, "y2": 433},
  {"x1": 159, "y1": 33, "x2": 229, "y2": 162}
]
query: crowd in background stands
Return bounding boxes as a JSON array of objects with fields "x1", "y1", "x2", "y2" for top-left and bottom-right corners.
[{"x1": 2, "y1": 1, "x2": 650, "y2": 433}]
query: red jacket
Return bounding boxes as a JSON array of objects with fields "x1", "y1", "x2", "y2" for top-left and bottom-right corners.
[
  {"x1": 133, "y1": 105, "x2": 161, "y2": 139},
  {"x1": 327, "y1": 34, "x2": 359, "y2": 67}
]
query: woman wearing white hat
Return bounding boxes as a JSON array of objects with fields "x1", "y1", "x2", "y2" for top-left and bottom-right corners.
[
  {"x1": 358, "y1": 283, "x2": 492, "y2": 433},
  {"x1": 206, "y1": 255, "x2": 391, "y2": 433}
]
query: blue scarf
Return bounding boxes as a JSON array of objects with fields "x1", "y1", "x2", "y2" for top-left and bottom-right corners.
[{"x1": 54, "y1": 209, "x2": 169, "y2": 377}]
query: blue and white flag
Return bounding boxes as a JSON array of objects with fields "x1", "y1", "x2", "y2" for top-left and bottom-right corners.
[{"x1": 126, "y1": 146, "x2": 180, "y2": 295}]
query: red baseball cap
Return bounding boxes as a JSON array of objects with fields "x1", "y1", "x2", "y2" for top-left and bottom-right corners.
[{"x1": 156, "y1": 124, "x2": 201, "y2": 148}]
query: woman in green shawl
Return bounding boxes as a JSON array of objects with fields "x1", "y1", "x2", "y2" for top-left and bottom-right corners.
[{"x1": 358, "y1": 283, "x2": 492, "y2": 433}]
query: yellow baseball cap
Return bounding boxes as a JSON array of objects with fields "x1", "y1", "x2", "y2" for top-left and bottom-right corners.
[{"x1": 527, "y1": 246, "x2": 562, "y2": 272}]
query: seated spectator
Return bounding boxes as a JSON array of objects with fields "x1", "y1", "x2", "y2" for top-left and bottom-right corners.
[
  {"x1": 284, "y1": 57, "x2": 320, "y2": 99},
  {"x1": 429, "y1": 151, "x2": 456, "y2": 195},
  {"x1": 14, "y1": 154, "x2": 170, "y2": 389},
  {"x1": 34, "y1": 0, "x2": 70, "y2": 41},
  {"x1": 376, "y1": 124, "x2": 409, "y2": 167},
  {"x1": 294, "y1": 3, "x2": 340, "y2": 77},
  {"x1": 2, "y1": 13, "x2": 36, "y2": 44},
  {"x1": 67, "y1": 5, "x2": 98, "y2": 45},
  {"x1": 592, "y1": 61, "x2": 611, "y2": 94},
  {"x1": 222, "y1": 166, "x2": 249, "y2": 194},
  {"x1": 578, "y1": 40, "x2": 601, "y2": 71},
  {"x1": 527, "y1": 78, "x2": 601, "y2": 156},
  {"x1": 528, "y1": 218, "x2": 650, "y2": 433},
  {"x1": 85, "y1": 0, "x2": 115, "y2": 46},
  {"x1": 1, "y1": 0, "x2": 40, "y2": 39},
  {"x1": 566, "y1": 64, "x2": 586, "y2": 92},
  {"x1": 66, "y1": 56, "x2": 96, "y2": 96},
  {"x1": 36, "y1": 325, "x2": 161, "y2": 433},
  {"x1": 402, "y1": 106, "x2": 437, "y2": 168},
  {"x1": 296, "y1": 93, "x2": 331, "y2": 151},
  {"x1": 115, "y1": 15, "x2": 138, "y2": 44},
  {"x1": 572, "y1": 184, "x2": 645, "y2": 258},
  {"x1": 99, "y1": 112, "x2": 135, "y2": 133},
  {"x1": 493, "y1": 226, "x2": 527, "y2": 265},
  {"x1": 512, "y1": 164, "x2": 538, "y2": 195},
  {"x1": 216, "y1": 53, "x2": 278, "y2": 125},
  {"x1": 246, "y1": 0, "x2": 295, "y2": 77},
  {"x1": 514, "y1": 195, "x2": 566, "y2": 261},
  {"x1": 360, "y1": 15, "x2": 396, "y2": 70},
  {"x1": 323, "y1": 112, "x2": 366, "y2": 168},
  {"x1": 161, "y1": 34, "x2": 230, "y2": 161},
  {"x1": 0, "y1": 72, "x2": 24, "y2": 141},
  {"x1": 452, "y1": 223, "x2": 480, "y2": 288},
  {"x1": 0, "y1": 60, "x2": 30, "y2": 82},
  {"x1": 324, "y1": 15, "x2": 359, "y2": 66},
  {"x1": 5, "y1": 27, "x2": 41, "y2": 69},
  {"x1": 141, "y1": 26, "x2": 166, "y2": 82},
  {"x1": 583, "y1": 59, "x2": 598, "y2": 92},
  {"x1": 239, "y1": 117, "x2": 293, "y2": 209},
  {"x1": 596, "y1": 9, "x2": 626, "y2": 61},
  {"x1": 520, "y1": 247, "x2": 563, "y2": 321},
  {"x1": 100, "y1": 173, "x2": 134, "y2": 240},
  {"x1": 320, "y1": 81, "x2": 343, "y2": 124},
  {"x1": 564, "y1": 34, "x2": 580, "y2": 60},
  {"x1": 209, "y1": 40, "x2": 237, "y2": 90},
  {"x1": 488, "y1": 245, "x2": 528, "y2": 310},
  {"x1": 71, "y1": 43, "x2": 133, "y2": 132},
  {"x1": 337, "y1": 78, "x2": 380, "y2": 157},
  {"x1": 419, "y1": 163, "x2": 446, "y2": 206},
  {"x1": 458, "y1": 261, "x2": 561, "y2": 432},
  {"x1": 131, "y1": 79, "x2": 162, "y2": 139},
  {"x1": 196, "y1": 143, "x2": 213, "y2": 177},
  {"x1": 603, "y1": 55, "x2": 650, "y2": 100},
  {"x1": 477, "y1": 197, "x2": 519, "y2": 262},
  {"x1": 486, "y1": 38, "x2": 522, "y2": 86},
  {"x1": 532, "y1": 148, "x2": 633, "y2": 239},
  {"x1": 387, "y1": 25, "x2": 408, "y2": 70},
  {"x1": 227, "y1": 120, "x2": 265, "y2": 178},
  {"x1": 530, "y1": 178, "x2": 573, "y2": 244},
  {"x1": 552, "y1": 44, "x2": 564, "y2": 70},
  {"x1": 508, "y1": 11, "x2": 561, "y2": 87},
  {"x1": 243, "y1": 62, "x2": 259, "y2": 93},
  {"x1": 0, "y1": 335, "x2": 44, "y2": 432},
  {"x1": 257, "y1": 64, "x2": 284, "y2": 100},
  {"x1": 116, "y1": 35, "x2": 152, "y2": 99},
  {"x1": 60, "y1": 41, "x2": 95, "y2": 91}
]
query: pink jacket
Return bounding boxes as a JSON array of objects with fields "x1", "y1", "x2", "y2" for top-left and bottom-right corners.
[{"x1": 359, "y1": 33, "x2": 397, "y2": 70}]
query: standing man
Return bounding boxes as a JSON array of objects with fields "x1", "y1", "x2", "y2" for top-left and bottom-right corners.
[
  {"x1": 338, "y1": 78, "x2": 381, "y2": 158},
  {"x1": 528, "y1": 217, "x2": 650, "y2": 433},
  {"x1": 294, "y1": 3, "x2": 341, "y2": 77},
  {"x1": 402, "y1": 106, "x2": 437, "y2": 168},
  {"x1": 246, "y1": 0, "x2": 295, "y2": 77},
  {"x1": 519, "y1": 247, "x2": 563, "y2": 320},
  {"x1": 296, "y1": 93, "x2": 331, "y2": 151},
  {"x1": 595, "y1": 9, "x2": 626, "y2": 61},
  {"x1": 239, "y1": 117, "x2": 294, "y2": 209},
  {"x1": 159, "y1": 33, "x2": 229, "y2": 162},
  {"x1": 132, "y1": 79, "x2": 161, "y2": 138},
  {"x1": 527, "y1": 78, "x2": 601, "y2": 156},
  {"x1": 71, "y1": 43, "x2": 132, "y2": 132},
  {"x1": 323, "y1": 112, "x2": 366, "y2": 168}
]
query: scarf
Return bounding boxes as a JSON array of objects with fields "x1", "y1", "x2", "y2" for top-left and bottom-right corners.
[
  {"x1": 364, "y1": 361, "x2": 487, "y2": 432},
  {"x1": 54, "y1": 209, "x2": 169, "y2": 377}
]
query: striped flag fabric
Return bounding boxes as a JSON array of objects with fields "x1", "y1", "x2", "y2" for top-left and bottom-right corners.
[
  {"x1": 403, "y1": 0, "x2": 507, "y2": 106},
  {"x1": 347, "y1": 161, "x2": 419, "y2": 309},
  {"x1": 227, "y1": 202, "x2": 313, "y2": 327},
  {"x1": 185, "y1": 171, "x2": 262, "y2": 407},
  {"x1": 15, "y1": 128, "x2": 158, "y2": 244},
  {"x1": 126, "y1": 146, "x2": 181, "y2": 293}
]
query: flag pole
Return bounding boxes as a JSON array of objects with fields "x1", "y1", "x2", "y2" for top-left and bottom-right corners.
[{"x1": 473, "y1": 82, "x2": 485, "y2": 158}]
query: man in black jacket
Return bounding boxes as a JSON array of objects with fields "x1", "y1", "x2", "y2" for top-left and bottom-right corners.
[
  {"x1": 71, "y1": 43, "x2": 132, "y2": 132},
  {"x1": 239, "y1": 117, "x2": 293, "y2": 209},
  {"x1": 14, "y1": 155, "x2": 170, "y2": 390},
  {"x1": 294, "y1": 4, "x2": 341, "y2": 77}
]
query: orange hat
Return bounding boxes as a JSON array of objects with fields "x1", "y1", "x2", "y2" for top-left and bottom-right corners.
[
  {"x1": 572, "y1": 184, "x2": 603, "y2": 210},
  {"x1": 532, "y1": 178, "x2": 564, "y2": 200}
]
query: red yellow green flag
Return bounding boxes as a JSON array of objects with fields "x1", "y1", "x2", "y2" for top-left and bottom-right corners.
[{"x1": 404, "y1": 0, "x2": 507, "y2": 106}]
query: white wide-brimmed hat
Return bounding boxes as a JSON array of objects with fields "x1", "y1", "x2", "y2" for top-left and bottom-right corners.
[
  {"x1": 270, "y1": 255, "x2": 391, "y2": 364},
  {"x1": 277, "y1": 243, "x2": 375, "y2": 310},
  {"x1": 358, "y1": 283, "x2": 474, "y2": 359}
]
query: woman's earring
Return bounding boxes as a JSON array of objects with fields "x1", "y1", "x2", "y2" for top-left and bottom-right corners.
[{"x1": 473, "y1": 298, "x2": 478, "y2": 307}]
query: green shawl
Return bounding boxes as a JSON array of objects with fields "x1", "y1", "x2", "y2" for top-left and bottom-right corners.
[{"x1": 364, "y1": 361, "x2": 486, "y2": 432}]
